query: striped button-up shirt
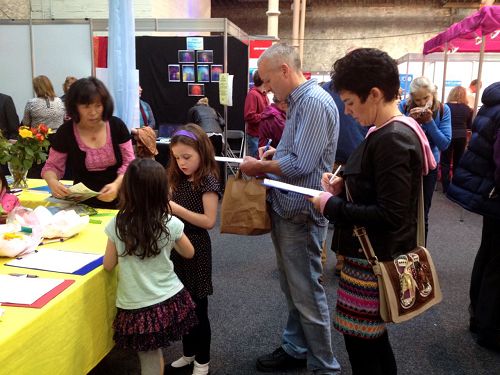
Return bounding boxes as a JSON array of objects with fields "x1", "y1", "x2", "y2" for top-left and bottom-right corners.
[{"x1": 270, "y1": 78, "x2": 339, "y2": 225}]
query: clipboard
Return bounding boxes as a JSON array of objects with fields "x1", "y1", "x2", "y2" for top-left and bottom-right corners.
[
  {"x1": 5, "y1": 249, "x2": 104, "y2": 276},
  {"x1": 1, "y1": 279, "x2": 75, "y2": 308},
  {"x1": 262, "y1": 179, "x2": 322, "y2": 197}
]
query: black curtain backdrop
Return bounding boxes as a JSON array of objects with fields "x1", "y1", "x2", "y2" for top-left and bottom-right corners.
[{"x1": 136, "y1": 35, "x2": 248, "y2": 133}]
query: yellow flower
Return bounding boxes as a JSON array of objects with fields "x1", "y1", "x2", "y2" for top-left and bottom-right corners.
[{"x1": 19, "y1": 127, "x2": 33, "y2": 138}]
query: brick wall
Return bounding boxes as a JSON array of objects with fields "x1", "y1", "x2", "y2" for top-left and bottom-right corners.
[
  {"x1": 0, "y1": 0, "x2": 30, "y2": 18},
  {"x1": 212, "y1": 3, "x2": 475, "y2": 71},
  {"x1": 1, "y1": 0, "x2": 474, "y2": 71},
  {"x1": 0, "y1": 0, "x2": 211, "y2": 20}
]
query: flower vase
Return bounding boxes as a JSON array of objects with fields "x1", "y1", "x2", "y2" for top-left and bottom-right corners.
[{"x1": 8, "y1": 162, "x2": 29, "y2": 189}]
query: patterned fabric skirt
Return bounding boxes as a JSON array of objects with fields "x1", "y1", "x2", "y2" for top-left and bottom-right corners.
[
  {"x1": 333, "y1": 257, "x2": 386, "y2": 339},
  {"x1": 113, "y1": 288, "x2": 198, "y2": 352}
]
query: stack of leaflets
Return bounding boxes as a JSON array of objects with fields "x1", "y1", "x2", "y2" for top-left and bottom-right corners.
[{"x1": 47, "y1": 183, "x2": 100, "y2": 204}]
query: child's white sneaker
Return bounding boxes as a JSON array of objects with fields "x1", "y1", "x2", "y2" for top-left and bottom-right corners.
[
  {"x1": 170, "y1": 355, "x2": 195, "y2": 368},
  {"x1": 192, "y1": 360, "x2": 209, "y2": 375}
]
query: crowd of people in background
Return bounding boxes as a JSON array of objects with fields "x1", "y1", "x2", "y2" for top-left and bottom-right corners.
[{"x1": 0, "y1": 42, "x2": 499, "y2": 375}]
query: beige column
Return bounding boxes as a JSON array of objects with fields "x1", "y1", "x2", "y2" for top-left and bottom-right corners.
[
  {"x1": 266, "y1": 0, "x2": 280, "y2": 38},
  {"x1": 292, "y1": 0, "x2": 300, "y2": 49},
  {"x1": 299, "y1": 0, "x2": 306, "y2": 64}
]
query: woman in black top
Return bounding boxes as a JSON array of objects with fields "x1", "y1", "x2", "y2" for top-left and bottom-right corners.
[
  {"x1": 441, "y1": 86, "x2": 473, "y2": 193},
  {"x1": 310, "y1": 48, "x2": 437, "y2": 375}
]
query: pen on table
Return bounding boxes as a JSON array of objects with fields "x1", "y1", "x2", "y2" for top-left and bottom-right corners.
[
  {"x1": 39, "y1": 237, "x2": 66, "y2": 245},
  {"x1": 9, "y1": 273, "x2": 39, "y2": 278},
  {"x1": 329, "y1": 165, "x2": 342, "y2": 184},
  {"x1": 39, "y1": 233, "x2": 78, "y2": 245}
]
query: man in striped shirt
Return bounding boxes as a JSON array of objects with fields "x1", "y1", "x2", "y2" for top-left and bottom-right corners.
[{"x1": 240, "y1": 43, "x2": 340, "y2": 374}]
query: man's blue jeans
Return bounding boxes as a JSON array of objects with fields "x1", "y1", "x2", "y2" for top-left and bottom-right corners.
[
  {"x1": 246, "y1": 134, "x2": 259, "y2": 158},
  {"x1": 270, "y1": 210, "x2": 341, "y2": 374}
]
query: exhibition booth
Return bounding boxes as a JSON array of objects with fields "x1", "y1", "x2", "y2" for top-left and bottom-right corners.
[
  {"x1": 397, "y1": 6, "x2": 500, "y2": 107},
  {"x1": 1, "y1": 18, "x2": 252, "y2": 171},
  {"x1": 0, "y1": 20, "x2": 254, "y2": 375},
  {"x1": 0, "y1": 18, "x2": 250, "y2": 133}
]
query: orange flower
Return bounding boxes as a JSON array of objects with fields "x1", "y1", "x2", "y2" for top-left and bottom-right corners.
[
  {"x1": 39, "y1": 124, "x2": 48, "y2": 134},
  {"x1": 36, "y1": 133, "x2": 44, "y2": 141}
]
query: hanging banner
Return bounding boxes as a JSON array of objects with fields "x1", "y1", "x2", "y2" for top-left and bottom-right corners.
[{"x1": 219, "y1": 73, "x2": 233, "y2": 106}]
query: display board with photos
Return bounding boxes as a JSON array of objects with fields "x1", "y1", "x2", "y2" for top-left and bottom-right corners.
[
  {"x1": 136, "y1": 35, "x2": 248, "y2": 131},
  {"x1": 166, "y1": 39, "x2": 224, "y2": 96}
]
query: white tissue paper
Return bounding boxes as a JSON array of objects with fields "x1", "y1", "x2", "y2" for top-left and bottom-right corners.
[
  {"x1": 33, "y1": 206, "x2": 89, "y2": 239},
  {"x1": 0, "y1": 207, "x2": 42, "y2": 257}
]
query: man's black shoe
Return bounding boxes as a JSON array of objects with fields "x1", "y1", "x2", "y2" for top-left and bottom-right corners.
[{"x1": 256, "y1": 347, "x2": 307, "y2": 372}]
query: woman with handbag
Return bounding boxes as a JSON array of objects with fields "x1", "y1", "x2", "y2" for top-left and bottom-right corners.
[{"x1": 310, "y1": 48, "x2": 436, "y2": 375}]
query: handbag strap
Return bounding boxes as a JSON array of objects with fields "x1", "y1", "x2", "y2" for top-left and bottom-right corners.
[
  {"x1": 416, "y1": 177, "x2": 425, "y2": 247},
  {"x1": 345, "y1": 177, "x2": 425, "y2": 264}
]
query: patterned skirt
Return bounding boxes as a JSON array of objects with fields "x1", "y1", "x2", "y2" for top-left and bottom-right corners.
[
  {"x1": 333, "y1": 257, "x2": 386, "y2": 339},
  {"x1": 113, "y1": 288, "x2": 198, "y2": 352}
]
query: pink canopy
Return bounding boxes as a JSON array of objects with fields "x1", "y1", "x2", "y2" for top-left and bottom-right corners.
[{"x1": 423, "y1": 6, "x2": 500, "y2": 55}]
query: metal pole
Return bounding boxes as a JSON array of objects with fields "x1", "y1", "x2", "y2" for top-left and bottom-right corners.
[
  {"x1": 89, "y1": 19, "x2": 95, "y2": 77},
  {"x1": 405, "y1": 56, "x2": 410, "y2": 98},
  {"x1": 441, "y1": 42, "x2": 449, "y2": 103},
  {"x1": 432, "y1": 58, "x2": 436, "y2": 84},
  {"x1": 473, "y1": 35, "x2": 486, "y2": 118},
  {"x1": 223, "y1": 18, "x2": 229, "y2": 182},
  {"x1": 28, "y1": 0, "x2": 35, "y2": 87}
]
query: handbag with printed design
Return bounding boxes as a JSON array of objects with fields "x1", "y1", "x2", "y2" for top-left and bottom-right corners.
[{"x1": 347, "y1": 181, "x2": 442, "y2": 323}]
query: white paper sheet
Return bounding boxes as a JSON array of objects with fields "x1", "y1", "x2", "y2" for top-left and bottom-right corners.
[
  {"x1": 6, "y1": 248, "x2": 102, "y2": 274},
  {"x1": 214, "y1": 156, "x2": 244, "y2": 163},
  {"x1": 0, "y1": 275, "x2": 64, "y2": 305},
  {"x1": 262, "y1": 179, "x2": 322, "y2": 197}
]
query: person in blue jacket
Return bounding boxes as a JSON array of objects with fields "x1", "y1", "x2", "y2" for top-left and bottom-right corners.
[
  {"x1": 399, "y1": 76, "x2": 451, "y2": 242},
  {"x1": 447, "y1": 82, "x2": 500, "y2": 352}
]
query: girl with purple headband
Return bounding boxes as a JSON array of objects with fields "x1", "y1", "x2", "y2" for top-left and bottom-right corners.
[{"x1": 166, "y1": 123, "x2": 221, "y2": 375}]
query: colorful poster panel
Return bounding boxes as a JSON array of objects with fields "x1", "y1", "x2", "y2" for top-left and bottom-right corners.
[
  {"x1": 182, "y1": 65, "x2": 195, "y2": 82},
  {"x1": 211, "y1": 65, "x2": 223, "y2": 82},
  {"x1": 196, "y1": 50, "x2": 213, "y2": 63},
  {"x1": 188, "y1": 83, "x2": 205, "y2": 97},
  {"x1": 168, "y1": 64, "x2": 180, "y2": 82},
  {"x1": 178, "y1": 50, "x2": 195, "y2": 63},
  {"x1": 197, "y1": 65, "x2": 210, "y2": 82}
]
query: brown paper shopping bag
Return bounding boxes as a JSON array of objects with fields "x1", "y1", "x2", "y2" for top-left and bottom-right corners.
[{"x1": 220, "y1": 172, "x2": 271, "y2": 235}]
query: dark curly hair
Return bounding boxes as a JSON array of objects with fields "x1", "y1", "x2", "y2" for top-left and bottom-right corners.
[
  {"x1": 116, "y1": 158, "x2": 172, "y2": 259},
  {"x1": 331, "y1": 48, "x2": 400, "y2": 103}
]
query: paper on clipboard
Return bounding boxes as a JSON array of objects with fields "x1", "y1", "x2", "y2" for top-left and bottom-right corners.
[
  {"x1": 214, "y1": 156, "x2": 244, "y2": 163},
  {"x1": 262, "y1": 179, "x2": 322, "y2": 197},
  {"x1": 6, "y1": 248, "x2": 102, "y2": 274},
  {"x1": 0, "y1": 275, "x2": 65, "y2": 305}
]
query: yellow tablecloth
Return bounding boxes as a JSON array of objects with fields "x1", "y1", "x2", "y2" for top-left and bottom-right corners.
[{"x1": 0, "y1": 181, "x2": 117, "y2": 375}]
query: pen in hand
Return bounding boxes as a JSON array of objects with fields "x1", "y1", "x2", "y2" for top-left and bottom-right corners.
[
  {"x1": 329, "y1": 165, "x2": 342, "y2": 184},
  {"x1": 262, "y1": 139, "x2": 272, "y2": 160}
]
